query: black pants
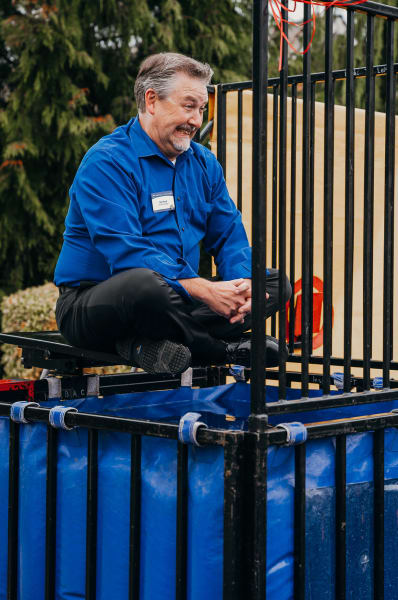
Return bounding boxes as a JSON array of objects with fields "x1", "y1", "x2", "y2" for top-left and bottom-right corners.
[{"x1": 56, "y1": 268, "x2": 291, "y2": 365}]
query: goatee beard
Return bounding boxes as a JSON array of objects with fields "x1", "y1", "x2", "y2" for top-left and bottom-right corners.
[{"x1": 172, "y1": 138, "x2": 192, "y2": 152}]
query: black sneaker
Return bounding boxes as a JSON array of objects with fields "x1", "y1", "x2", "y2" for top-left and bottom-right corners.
[
  {"x1": 116, "y1": 338, "x2": 191, "y2": 374},
  {"x1": 225, "y1": 335, "x2": 288, "y2": 368}
]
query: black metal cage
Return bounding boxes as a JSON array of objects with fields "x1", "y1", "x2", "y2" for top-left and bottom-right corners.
[{"x1": 0, "y1": 1, "x2": 398, "y2": 599}]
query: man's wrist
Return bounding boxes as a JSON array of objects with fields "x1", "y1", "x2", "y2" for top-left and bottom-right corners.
[{"x1": 178, "y1": 277, "x2": 212, "y2": 302}]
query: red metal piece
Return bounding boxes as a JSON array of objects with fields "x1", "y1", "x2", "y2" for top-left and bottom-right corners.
[
  {"x1": 0, "y1": 379, "x2": 35, "y2": 400},
  {"x1": 285, "y1": 276, "x2": 334, "y2": 350}
]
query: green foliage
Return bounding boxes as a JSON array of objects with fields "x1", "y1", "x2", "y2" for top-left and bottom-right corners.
[
  {"x1": 0, "y1": 0, "x2": 253, "y2": 300},
  {"x1": 0, "y1": 1, "x2": 118, "y2": 296},
  {"x1": 0, "y1": 281, "x2": 130, "y2": 378},
  {"x1": 145, "y1": 0, "x2": 252, "y2": 82},
  {"x1": 1, "y1": 282, "x2": 58, "y2": 378}
]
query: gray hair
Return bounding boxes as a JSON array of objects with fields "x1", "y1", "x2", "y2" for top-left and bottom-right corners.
[{"x1": 134, "y1": 53, "x2": 213, "y2": 113}]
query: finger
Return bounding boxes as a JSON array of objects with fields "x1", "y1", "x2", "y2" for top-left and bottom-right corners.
[
  {"x1": 238, "y1": 300, "x2": 251, "y2": 313},
  {"x1": 230, "y1": 279, "x2": 245, "y2": 288},
  {"x1": 266, "y1": 292, "x2": 269, "y2": 299},
  {"x1": 230, "y1": 313, "x2": 245, "y2": 324},
  {"x1": 235, "y1": 282, "x2": 250, "y2": 293},
  {"x1": 235, "y1": 296, "x2": 247, "y2": 307}
]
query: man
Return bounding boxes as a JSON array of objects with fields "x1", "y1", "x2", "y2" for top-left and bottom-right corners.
[{"x1": 54, "y1": 52, "x2": 291, "y2": 374}]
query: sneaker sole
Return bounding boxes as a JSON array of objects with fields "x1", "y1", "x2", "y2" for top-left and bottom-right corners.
[{"x1": 136, "y1": 340, "x2": 191, "y2": 374}]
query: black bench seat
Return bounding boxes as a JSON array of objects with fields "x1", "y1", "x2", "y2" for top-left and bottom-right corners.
[
  {"x1": 0, "y1": 331, "x2": 133, "y2": 373},
  {"x1": 0, "y1": 331, "x2": 230, "y2": 398}
]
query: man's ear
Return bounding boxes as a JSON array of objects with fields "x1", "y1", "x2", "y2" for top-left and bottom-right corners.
[{"x1": 145, "y1": 89, "x2": 157, "y2": 115}]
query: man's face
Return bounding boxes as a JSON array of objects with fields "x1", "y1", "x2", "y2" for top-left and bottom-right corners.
[{"x1": 146, "y1": 73, "x2": 208, "y2": 160}]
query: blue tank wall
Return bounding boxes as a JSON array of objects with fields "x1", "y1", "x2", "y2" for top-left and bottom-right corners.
[{"x1": 0, "y1": 384, "x2": 397, "y2": 599}]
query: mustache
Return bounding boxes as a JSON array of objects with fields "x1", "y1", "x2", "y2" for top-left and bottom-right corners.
[{"x1": 176, "y1": 125, "x2": 196, "y2": 134}]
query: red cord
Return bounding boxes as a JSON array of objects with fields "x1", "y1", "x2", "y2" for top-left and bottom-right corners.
[{"x1": 270, "y1": 0, "x2": 368, "y2": 71}]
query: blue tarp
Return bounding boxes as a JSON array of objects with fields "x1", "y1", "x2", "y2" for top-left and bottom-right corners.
[{"x1": 1, "y1": 382, "x2": 398, "y2": 599}]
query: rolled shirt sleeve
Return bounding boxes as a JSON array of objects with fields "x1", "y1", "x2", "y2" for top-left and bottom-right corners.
[{"x1": 203, "y1": 157, "x2": 253, "y2": 280}]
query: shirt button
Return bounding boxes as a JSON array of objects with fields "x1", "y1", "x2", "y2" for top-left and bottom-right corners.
[{"x1": 177, "y1": 197, "x2": 181, "y2": 201}]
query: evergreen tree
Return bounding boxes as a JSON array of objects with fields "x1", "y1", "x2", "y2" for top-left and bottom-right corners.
[
  {"x1": 0, "y1": 0, "x2": 253, "y2": 298},
  {"x1": 0, "y1": 1, "x2": 120, "y2": 296},
  {"x1": 0, "y1": 1, "x2": 14, "y2": 110},
  {"x1": 144, "y1": 0, "x2": 252, "y2": 82}
]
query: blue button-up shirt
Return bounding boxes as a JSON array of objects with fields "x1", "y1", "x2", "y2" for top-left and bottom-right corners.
[{"x1": 54, "y1": 117, "x2": 253, "y2": 298}]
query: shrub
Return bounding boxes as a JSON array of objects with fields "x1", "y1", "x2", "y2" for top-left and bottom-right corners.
[{"x1": 1, "y1": 282, "x2": 128, "y2": 379}]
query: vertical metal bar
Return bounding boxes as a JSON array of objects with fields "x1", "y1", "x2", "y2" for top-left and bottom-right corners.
[
  {"x1": 271, "y1": 84, "x2": 279, "y2": 338},
  {"x1": 294, "y1": 444, "x2": 306, "y2": 599},
  {"x1": 278, "y1": 9, "x2": 288, "y2": 399},
  {"x1": 383, "y1": 19, "x2": 396, "y2": 388},
  {"x1": 251, "y1": 0, "x2": 268, "y2": 415},
  {"x1": 363, "y1": 14, "x2": 375, "y2": 392},
  {"x1": 336, "y1": 435, "x2": 346, "y2": 599},
  {"x1": 176, "y1": 442, "x2": 188, "y2": 600},
  {"x1": 343, "y1": 10, "x2": 355, "y2": 394},
  {"x1": 301, "y1": 2, "x2": 312, "y2": 397},
  {"x1": 237, "y1": 89, "x2": 243, "y2": 214},
  {"x1": 289, "y1": 84, "x2": 298, "y2": 355},
  {"x1": 323, "y1": 7, "x2": 335, "y2": 395},
  {"x1": 129, "y1": 435, "x2": 141, "y2": 600},
  {"x1": 223, "y1": 435, "x2": 244, "y2": 600},
  {"x1": 85, "y1": 429, "x2": 98, "y2": 600},
  {"x1": 217, "y1": 84, "x2": 227, "y2": 175},
  {"x1": 373, "y1": 429, "x2": 384, "y2": 599},
  {"x1": 45, "y1": 426, "x2": 57, "y2": 600},
  {"x1": 7, "y1": 421, "x2": 19, "y2": 600},
  {"x1": 243, "y1": 432, "x2": 268, "y2": 599},
  {"x1": 309, "y1": 82, "x2": 316, "y2": 351}
]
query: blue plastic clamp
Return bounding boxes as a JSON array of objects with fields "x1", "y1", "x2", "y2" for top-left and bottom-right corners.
[
  {"x1": 10, "y1": 401, "x2": 39, "y2": 424},
  {"x1": 229, "y1": 365, "x2": 246, "y2": 382},
  {"x1": 178, "y1": 412, "x2": 208, "y2": 447},
  {"x1": 332, "y1": 372, "x2": 345, "y2": 390},
  {"x1": 49, "y1": 406, "x2": 78, "y2": 431},
  {"x1": 276, "y1": 421, "x2": 307, "y2": 446},
  {"x1": 372, "y1": 377, "x2": 384, "y2": 389}
]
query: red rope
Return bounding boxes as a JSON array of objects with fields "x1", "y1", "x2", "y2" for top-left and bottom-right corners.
[{"x1": 270, "y1": 0, "x2": 368, "y2": 70}]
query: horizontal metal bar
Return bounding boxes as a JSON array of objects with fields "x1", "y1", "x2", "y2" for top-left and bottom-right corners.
[
  {"x1": 348, "y1": 0, "x2": 398, "y2": 18},
  {"x1": 215, "y1": 63, "x2": 398, "y2": 93},
  {"x1": 264, "y1": 369, "x2": 377, "y2": 390},
  {"x1": 2, "y1": 382, "x2": 398, "y2": 441},
  {"x1": 98, "y1": 368, "x2": 210, "y2": 387},
  {"x1": 266, "y1": 410, "x2": 398, "y2": 445},
  {"x1": 266, "y1": 388, "x2": 398, "y2": 415},
  {"x1": 0, "y1": 368, "x2": 216, "y2": 403},
  {"x1": 286, "y1": 354, "x2": 398, "y2": 371},
  {"x1": 0, "y1": 402, "x2": 238, "y2": 446},
  {"x1": 98, "y1": 377, "x2": 209, "y2": 396}
]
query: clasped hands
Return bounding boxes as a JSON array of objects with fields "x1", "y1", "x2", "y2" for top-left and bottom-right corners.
[
  {"x1": 206, "y1": 278, "x2": 252, "y2": 324},
  {"x1": 179, "y1": 277, "x2": 269, "y2": 325}
]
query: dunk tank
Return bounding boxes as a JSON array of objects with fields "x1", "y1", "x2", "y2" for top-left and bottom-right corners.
[{"x1": 0, "y1": 1, "x2": 398, "y2": 599}]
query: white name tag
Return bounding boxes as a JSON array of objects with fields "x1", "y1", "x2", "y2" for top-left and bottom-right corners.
[{"x1": 151, "y1": 190, "x2": 175, "y2": 213}]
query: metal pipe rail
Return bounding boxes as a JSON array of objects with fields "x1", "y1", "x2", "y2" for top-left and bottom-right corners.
[{"x1": 210, "y1": 63, "x2": 398, "y2": 94}]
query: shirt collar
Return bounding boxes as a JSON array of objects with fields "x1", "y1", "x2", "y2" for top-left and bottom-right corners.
[{"x1": 128, "y1": 116, "x2": 193, "y2": 165}]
